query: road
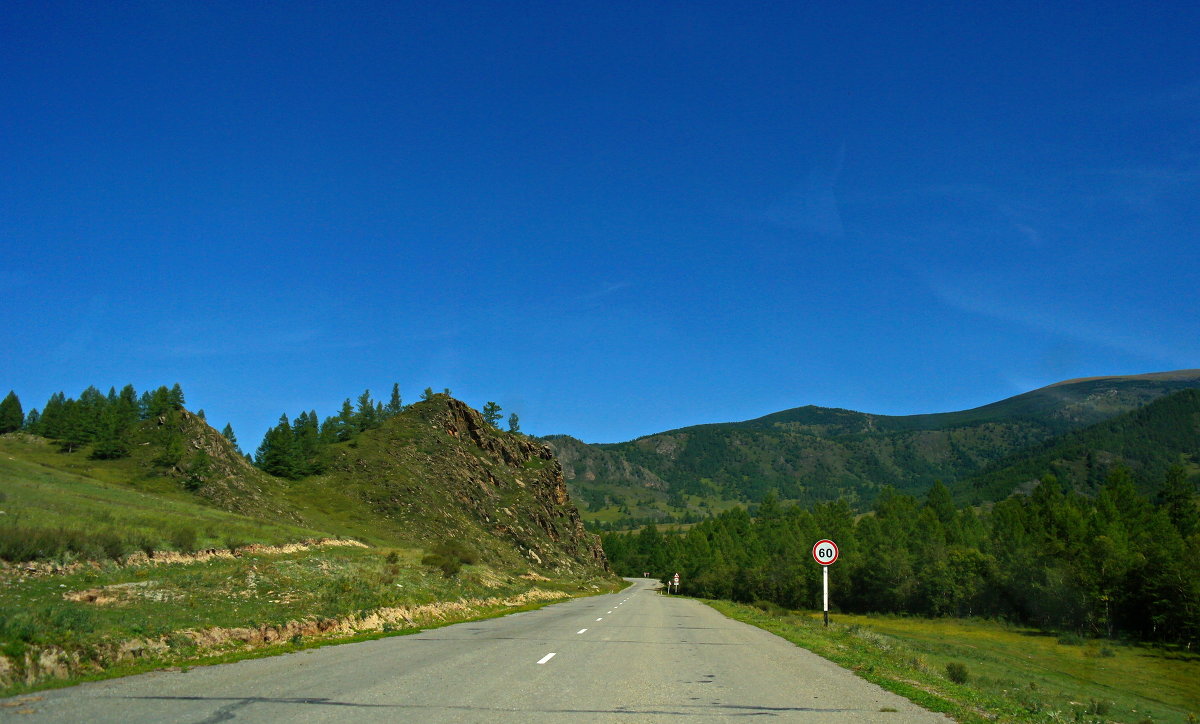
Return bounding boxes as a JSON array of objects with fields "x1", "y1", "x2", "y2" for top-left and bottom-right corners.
[{"x1": 1, "y1": 578, "x2": 949, "y2": 722}]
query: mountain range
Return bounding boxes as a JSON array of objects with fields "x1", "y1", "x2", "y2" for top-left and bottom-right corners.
[{"x1": 545, "y1": 370, "x2": 1200, "y2": 522}]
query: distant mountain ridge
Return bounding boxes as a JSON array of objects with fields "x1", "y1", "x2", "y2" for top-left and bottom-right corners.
[{"x1": 546, "y1": 370, "x2": 1200, "y2": 518}]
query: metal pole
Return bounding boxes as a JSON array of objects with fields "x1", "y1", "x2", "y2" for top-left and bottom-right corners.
[{"x1": 823, "y1": 565, "x2": 829, "y2": 627}]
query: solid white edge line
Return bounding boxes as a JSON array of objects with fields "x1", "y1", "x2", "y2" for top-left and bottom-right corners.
[{"x1": 537, "y1": 653, "x2": 556, "y2": 665}]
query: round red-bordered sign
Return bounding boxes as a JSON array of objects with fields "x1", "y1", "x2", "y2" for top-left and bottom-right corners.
[{"x1": 812, "y1": 539, "x2": 839, "y2": 565}]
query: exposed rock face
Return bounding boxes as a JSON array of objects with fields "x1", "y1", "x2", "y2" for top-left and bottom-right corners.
[
  {"x1": 544, "y1": 434, "x2": 668, "y2": 491},
  {"x1": 434, "y1": 399, "x2": 606, "y2": 569},
  {"x1": 326, "y1": 396, "x2": 608, "y2": 572}
]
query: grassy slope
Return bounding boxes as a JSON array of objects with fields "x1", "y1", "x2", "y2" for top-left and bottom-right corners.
[
  {"x1": 0, "y1": 398, "x2": 616, "y2": 695},
  {"x1": 0, "y1": 437, "x2": 325, "y2": 557},
  {"x1": 710, "y1": 601, "x2": 1199, "y2": 724}
]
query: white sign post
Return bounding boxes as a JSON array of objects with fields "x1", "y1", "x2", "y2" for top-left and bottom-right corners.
[
  {"x1": 672, "y1": 572, "x2": 680, "y2": 594},
  {"x1": 812, "y1": 539, "x2": 839, "y2": 627}
]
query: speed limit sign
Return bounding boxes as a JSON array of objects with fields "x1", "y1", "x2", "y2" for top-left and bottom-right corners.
[
  {"x1": 813, "y1": 539, "x2": 838, "y2": 627},
  {"x1": 812, "y1": 539, "x2": 838, "y2": 565}
]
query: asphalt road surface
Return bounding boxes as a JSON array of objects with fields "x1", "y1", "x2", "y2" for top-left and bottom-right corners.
[{"x1": 2, "y1": 578, "x2": 950, "y2": 722}]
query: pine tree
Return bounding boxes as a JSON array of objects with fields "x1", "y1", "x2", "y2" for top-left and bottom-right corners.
[
  {"x1": 385, "y1": 383, "x2": 403, "y2": 417},
  {"x1": 116, "y1": 385, "x2": 140, "y2": 428},
  {"x1": 0, "y1": 391, "x2": 23, "y2": 433},
  {"x1": 90, "y1": 404, "x2": 131, "y2": 459},
  {"x1": 356, "y1": 390, "x2": 376, "y2": 431},
  {"x1": 421, "y1": 387, "x2": 435, "y2": 401},
  {"x1": 39, "y1": 392, "x2": 67, "y2": 438},
  {"x1": 256, "y1": 414, "x2": 301, "y2": 479},
  {"x1": 23, "y1": 408, "x2": 40, "y2": 433},
  {"x1": 482, "y1": 401, "x2": 502, "y2": 427},
  {"x1": 336, "y1": 398, "x2": 356, "y2": 441},
  {"x1": 221, "y1": 423, "x2": 239, "y2": 448},
  {"x1": 507, "y1": 413, "x2": 520, "y2": 434},
  {"x1": 1158, "y1": 464, "x2": 1198, "y2": 537},
  {"x1": 168, "y1": 383, "x2": 186, "y2": 409}
]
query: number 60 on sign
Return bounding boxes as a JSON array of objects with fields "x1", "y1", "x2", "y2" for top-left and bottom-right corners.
[{"x1": 812, "y1": 539, "x2": 838, "y2": 565}]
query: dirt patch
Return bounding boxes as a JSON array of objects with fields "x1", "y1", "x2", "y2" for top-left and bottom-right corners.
[
  {"x1": 3, "y1": 538, "x2": 368, "y2": 580},
  {"x1": 64, "y1": 580, "x2": 174, "y2": 606}
]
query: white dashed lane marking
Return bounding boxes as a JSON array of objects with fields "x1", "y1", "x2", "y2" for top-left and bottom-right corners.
[{"x1": 537, "y1": 653, "x2": 556, "y2": 665}]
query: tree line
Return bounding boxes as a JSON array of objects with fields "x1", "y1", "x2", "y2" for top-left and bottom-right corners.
[
  {"x1": 253, "y1": 386, "x2": 521, "y2": 479},
  {"x1": 603, "y1": 469, "x2": 1200, "y2": 646},
  {"x1": 0, "y1": 385, "x2": 208, "y2": 462}
]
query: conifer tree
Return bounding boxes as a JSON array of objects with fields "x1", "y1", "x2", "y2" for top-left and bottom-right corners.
[
  {"x1": 507, "y1": 413, "x2": 520, "y2": 434},
  {"x1": 1158, "y1": 464, "x2": 1199, "y2": 537},
  {"x1": 336, "y1": 398, "x2": 355, "y2": 441},
  {"x1": 39, "y1": 392, "x2": 67, "y2": 438},
  {"x1": 356, "y1": 390, "x2": 376, "y2": 431},
  {"x1": 90, "y1": 404, "x2": 131, "y2": 459},
  {"x1": 23, "y1": 408, "x2": 40, "y2": 433},
  {"x1": 385, "y1": 383, "x2": 403, "y2": 417},
  {"x1": 0, "y1": 391, "x2": 23, "y2": 433},
  {"x1": 482, "y1": 401, "x2": 502, "y2": 427},
  {"x1": 221, "y1": 423, "x2": 238, "y2": 447},
  {"x1": 256, "y1": 414, "x2": 301, "y2": 479},
  {"x1": 169, "y1": 383, "x2": 186, "y2": 408}
]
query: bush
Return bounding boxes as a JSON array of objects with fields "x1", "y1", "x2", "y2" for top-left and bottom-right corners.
[
  {"x1": 945, "y1": 662, "x2": 970, "y2": 684},
  {"x1": 752, "y1": 600, "x2": 787, "y2": 616},
  {"x1": 422, "y1": 553, "x2": 462, "y2": 578},
  {"x1": 421, "y1": 540, "x2": 477, "y2": 577},
  {"x1": 169, "y1": 526, "x2": 197, "y2": 553}
]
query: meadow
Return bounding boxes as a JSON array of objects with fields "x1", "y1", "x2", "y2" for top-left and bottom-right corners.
[{"x1": 710, "y1": 601, "x2": 1200, "y2": 724}]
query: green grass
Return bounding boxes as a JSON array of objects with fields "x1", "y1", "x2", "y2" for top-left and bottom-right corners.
[
  {"x1": 0, "y1": 447, "x2": 326, "y2": 560},
  {"x1": 708, "y1": 601, "x2": 1200, "y2": 724},
  {"x1": 0, "y1": 545, "x2": 621, "y2": 697}
]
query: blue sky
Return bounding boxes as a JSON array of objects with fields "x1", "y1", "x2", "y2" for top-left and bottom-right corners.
[{"x1": 3, "y1": 2, "x2": 1198, "y2": 448}]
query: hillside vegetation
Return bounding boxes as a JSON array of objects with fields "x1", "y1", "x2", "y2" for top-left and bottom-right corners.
[
  {"x1": 605, "y1": 392, "x2": 1200, "y2": 646},
  {"x1": 550, "y1": 370, "x2": 1200, "y2": 523},
  {"x1": 0, "y1": 384, "x2": 613, "y2": 693}
]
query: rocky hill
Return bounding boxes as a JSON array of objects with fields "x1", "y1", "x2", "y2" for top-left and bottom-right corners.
[
  {"x1": 312, "y1": 396, "x2": 606, "y2": 572},
  {"x1": 2, "y1": 388, "x2": 607, "y2": 575}
]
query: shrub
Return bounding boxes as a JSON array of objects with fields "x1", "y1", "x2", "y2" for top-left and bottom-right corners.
[
  {"x1": 945, "y1": 662, "x2": 970, "y2": 684},
  {"x1": 421, "y1": 540, "x2": 477, "y2": 577},
  {"x1": 169, "y1": 526, "x2": 197, "y2": 553},
  {"x1": 752, "y1": 600, "x2": 786, "y2": 616}
]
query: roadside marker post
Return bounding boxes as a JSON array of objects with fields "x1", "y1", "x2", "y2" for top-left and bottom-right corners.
[{"x1": 812, "y1": 539, "x2": 839, "y2": 627}]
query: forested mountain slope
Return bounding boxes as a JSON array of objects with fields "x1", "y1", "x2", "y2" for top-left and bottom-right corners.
[
  {"x1": 549, "y1": 370, "x2": 1200, "y2": 513},
  {"x1": 959, "y1": 387, "x2": 1200, "y2": 501}
]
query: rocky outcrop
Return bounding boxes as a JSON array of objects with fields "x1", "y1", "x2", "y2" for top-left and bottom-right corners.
[{"x1": 325, "y1": 396, "x2": 607, "y2": 572}]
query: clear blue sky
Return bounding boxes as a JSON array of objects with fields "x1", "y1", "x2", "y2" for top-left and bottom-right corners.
[{"x1": 3, "y1": 2, "x2": 1198, "y2": 448}]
